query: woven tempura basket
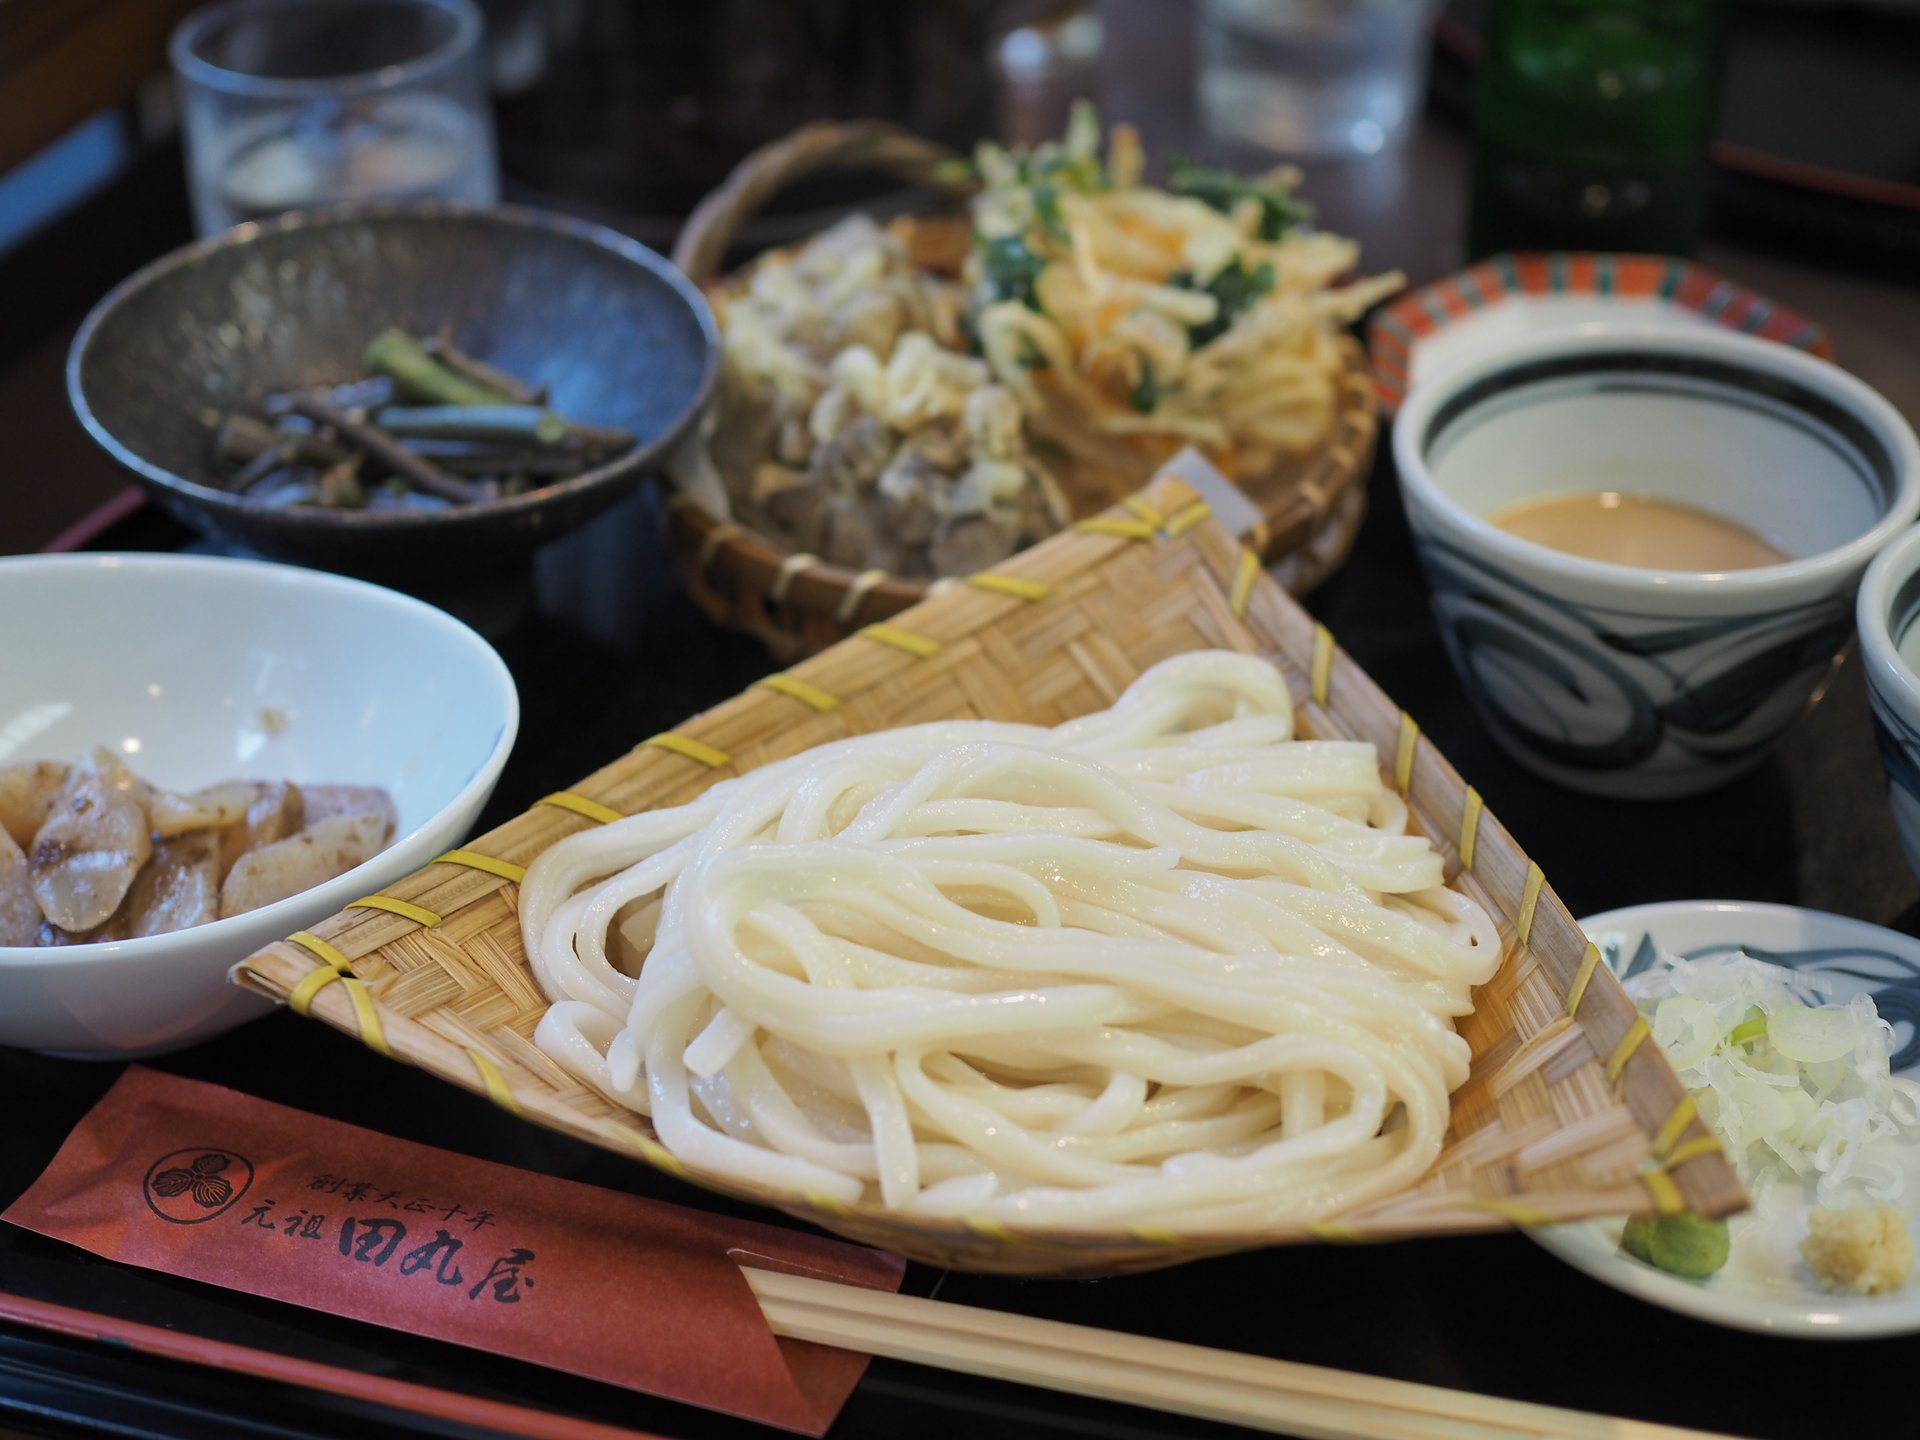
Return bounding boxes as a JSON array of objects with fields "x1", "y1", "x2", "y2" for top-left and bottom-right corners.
[
  {"x1": 234, "y1": 471, "x2": 1742, "y2": 1277},
  {"x1": 664, "y1": 120, "x2": 1378, "y2": 663}
]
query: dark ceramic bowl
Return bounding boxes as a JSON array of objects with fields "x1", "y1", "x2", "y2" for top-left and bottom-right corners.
[{"x1": 68, "y1": 202, "x2": 717, "y2": 580}]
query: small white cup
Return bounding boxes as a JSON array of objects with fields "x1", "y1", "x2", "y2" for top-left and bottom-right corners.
[
  {"x1": 1858, "y1": 526, "x2": 1920, "y2": 882},
  {"x1": 1393, "y1": 326, "x2": 1920, "y2": 799}
]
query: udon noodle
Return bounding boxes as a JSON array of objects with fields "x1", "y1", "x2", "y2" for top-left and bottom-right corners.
[{"x1": 521, "y1": 652, "x2": 1501, "y2": 1230}]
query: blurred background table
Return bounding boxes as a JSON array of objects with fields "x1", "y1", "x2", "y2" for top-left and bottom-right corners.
[{"x1": 4, "y1": 4, "x2": 1920, "y2": 1439}]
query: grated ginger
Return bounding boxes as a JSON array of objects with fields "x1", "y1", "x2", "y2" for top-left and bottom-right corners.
[{"x1": 1801, "y1": 1205, "x2": 1914, "y2": 1295}]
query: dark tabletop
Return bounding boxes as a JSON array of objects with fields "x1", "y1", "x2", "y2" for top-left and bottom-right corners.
[{"x1": 5, "y1": 8, "x2": 1920, "y2": 1440}]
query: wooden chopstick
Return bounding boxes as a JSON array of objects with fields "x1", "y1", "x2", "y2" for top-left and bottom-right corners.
[{"x1": 742, "y1": 1269, "x2": 1748, "y2": 1440}]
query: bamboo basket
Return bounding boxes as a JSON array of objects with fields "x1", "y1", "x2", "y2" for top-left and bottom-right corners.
[
  {"x1": 665, "y1": 119, "x2": 1379, "y2": 663},
  {"x1": 235, "y1": 473, "x2": 1741, "y2": 1277}
]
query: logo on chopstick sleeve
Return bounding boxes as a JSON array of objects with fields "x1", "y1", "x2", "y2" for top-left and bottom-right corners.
[{"x1": 143, "y1": 1147, "x2": 254, "y2": 1224}]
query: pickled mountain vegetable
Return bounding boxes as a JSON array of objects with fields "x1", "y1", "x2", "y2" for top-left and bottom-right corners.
[{"x1": 206, "y1": 327, "x2": 635, "y2": 511}]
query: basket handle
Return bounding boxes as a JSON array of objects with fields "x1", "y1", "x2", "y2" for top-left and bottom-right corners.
[{"x1": 671, "y1": 120, "x2": 974, "y2": 284}]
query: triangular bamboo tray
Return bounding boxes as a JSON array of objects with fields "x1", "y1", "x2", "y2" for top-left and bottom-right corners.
[{"x1": 235, "y1": 472, "x2": 1744, "y2": 1277}]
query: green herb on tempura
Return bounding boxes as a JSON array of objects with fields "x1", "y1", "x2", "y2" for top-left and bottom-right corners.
[
  {"x1": 1170, "y1": 257, "x2": 1278, "y2": 348},
  {"x1": 976, "y1": 234, "x2": 1049, "y2": 311},
  {"x1": 1129, "y1": 357, "x2": 1168, "y2": 414},
  {"x1": 1166, "y1": 152, "x2": 1313, "y2": 242}
]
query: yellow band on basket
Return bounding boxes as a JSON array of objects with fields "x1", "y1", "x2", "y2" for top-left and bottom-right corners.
[
  {"x1": 610, "y1": 1123, "x2": 686, "y2": 1176},
  {"x1": 346, "y1": 894, "x2": 443, "y2": 928},
  {"x1": 964, "y1": 1216, "x2": 1019, "y2": 1243},
  {"x1": 1605, "y1": 1016, "x2": 1652, "y2": 1085},
  {"x1": 641, "y1": 732, "x2": 732, "y2": 768},
  {"x1": 1228, "y1": 547, "x2": 1260, "y2": 619},
  {"x1": 434, "y1": 849, "x2": 528, "y2": 884},
  {"x1": 1393, "y1": 713, "x2": 1419, "y2": 793},
  {"x1": 1121, "y1": 495, "x2": 1166, "y2": 528},
  {"x1": 1164, "y1": 500, "x2": 1211, "y2": 538},
  {"x1": 1309, "y1": 625, "x2": 1334, "y2": 706},
  {"x1": 1566, "y1": 941, "x2": 1603, "y2": 1017},
  {"x1": 288, "y1": 966, "x2": 341, "y2": 1017},
  {"x1": 1458, "y1": 787, "x2": 1483, "y2": 871},
  {"x1": 341, "y1": 977, "x2": 389, "y2": 1057},
  {"x1": 1072, "y1": 515, "x2": 1156, "y2": 540},
  {"x1": 1467, "y1": 1199, "x2": 1553, "y2": 1228},
  {"x1": 1129, "y1": 1225, "x2": 1181, "y2": 1246},
  {"x1": 862, "y1": 623, "x2": 942, "y2": 658},
  {"x1": 967, "y1": 571, "x2": 1051, "y2": 602},
  {"x1": 1305, "y1": 1222, "x2": 1367, "y2": 1244},
  {"x1": 287, "y1": 930, "x2": 353, "y2": 974},
  {"x1": 1639, "y1": 1166, "x2": 1687, "y2": 1216},
  {"x1": 538, "y1": 791, "x2": 624, "y2": 825},
  {"x1": 1516, "y1": 863, "x2": 1546, "y2": 945},
  {"x1": 757, "y1": 673, "x2": 841, "y2": 712},
  {"x1": 1661, "y1": 1135, "x2": 1724, "y2": 1169},
  {"x1": 1653, "y1": 1095, "x2": 1700, "y2": 1159},
  {"x1": 467, "y1": 1048, "x2": 522, "y2": 1115}
]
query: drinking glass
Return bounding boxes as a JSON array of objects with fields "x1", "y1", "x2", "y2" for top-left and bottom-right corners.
[
  {"x1": 171, "y1": 0, "x2": 499, "y2": 237},
  {"x1": 1196, "y1": 0, "x2": 1440, "y2": 158}
]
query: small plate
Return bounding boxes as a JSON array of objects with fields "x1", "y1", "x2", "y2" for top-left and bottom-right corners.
[
  {"x1": 1366, "y1": 254, "x2": 1832, "y2": 414},
  {"x1": 1532, "y1": 899, "x2": 1920, "y2": 1338}
]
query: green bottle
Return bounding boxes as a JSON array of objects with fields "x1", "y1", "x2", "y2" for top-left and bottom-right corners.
[{"x1": 1468, "y1": 0, "x2": 1730, "y2": 258}]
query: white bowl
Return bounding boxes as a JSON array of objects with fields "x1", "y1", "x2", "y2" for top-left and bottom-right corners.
[
  {"x1": 1534, "y1": 900, "x2": 1920, "y2": 1338},
  {"x1": 0, "y1": 554, "x2": 518, "y2": 1058},
  {"x1": 1393, "y1": 325, "x2": 1920, "y2": 798},
  {"x1": 1858, "y1": 524, "x2": 1920, "y2": 884}
]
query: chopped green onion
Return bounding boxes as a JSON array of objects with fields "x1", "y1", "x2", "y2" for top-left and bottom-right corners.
[
  {"x1": 1651, "y1": 995, "x2": 1719, "y2": 1071},
  {"x1": 1729, "y1": 1013, "x2": 1768, "y2": 1047},
  {"x1": 1768, "y1": 1004, "x2": 1861, "y2": 1065}
]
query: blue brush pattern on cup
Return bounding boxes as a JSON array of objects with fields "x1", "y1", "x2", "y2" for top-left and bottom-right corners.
[
  {"x1": 1858, "y1": 527, "x2": 1920, "y2": 885},
  {"x1": 1418, "y1": 534, "x2": 1852, "y2": 779}
]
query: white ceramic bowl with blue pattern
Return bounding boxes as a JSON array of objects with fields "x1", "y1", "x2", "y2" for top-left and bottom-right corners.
[
  {"x1": 1533, "y1": 900, "x2": 1920, "y2": 1338},
  {"x1": 1859, "y1": 526, "x2": 1920, "y2": 885},
  {"x1": 1393, "y1": 326, "x2": 1920, "y2": 799}
]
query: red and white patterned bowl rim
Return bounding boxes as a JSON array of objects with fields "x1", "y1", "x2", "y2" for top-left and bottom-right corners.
[{"x1": 1366, "y1": 252, "x2": 1833, "y2": 415}]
